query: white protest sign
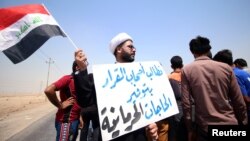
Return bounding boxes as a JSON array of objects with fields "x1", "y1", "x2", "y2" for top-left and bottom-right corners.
[{"x1": 92, "y1": 61, "x2": 179, "y2": 141}]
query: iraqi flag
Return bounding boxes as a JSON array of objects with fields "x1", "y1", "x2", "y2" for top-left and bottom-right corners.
[{"x1": 0, "y1": 4, "x2": 66, "y2": 64}]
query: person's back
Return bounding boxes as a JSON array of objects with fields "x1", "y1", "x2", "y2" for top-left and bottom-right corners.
[
  {"x1": 181, "y1": 36, "x2": 247, "y2": 141},
  {"x1": 233, "y1": 58, "x2": 250, "y2": 96},
  {"x1": 233, "y1": 68, "x2": 250, "y2": 126},
  {"x1": 167, "y1": 55, "x2": 188, "y2": 141},
  {"x1": 169, "y1": 72, "x2": 181, "y2": 82},
  {"x1": 183, "y1": 58, "x2": 243, "y2": 125},
  {"x1": 233, "y1": 67, "x2": 250, "y2": 96},
  {"x1": 213, "y1": 50, "x2": 250, "y2": 127},
  {"x1": 168, "y1": 55, "x2": 183, "y2": 122},
  {"x1": 233, "y1": 59, "x2": 250, "y2": 125}
]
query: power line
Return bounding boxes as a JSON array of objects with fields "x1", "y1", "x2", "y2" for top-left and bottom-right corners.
[
  {"x1": 38, "y1": 49, "x2": 64, "y2": 75},
  {"x1": 39, "y1": 49, "x2": 50, "y2": 60},
  {"x1": 52, "y1": 60, "x2": 64, "y2": 75}
]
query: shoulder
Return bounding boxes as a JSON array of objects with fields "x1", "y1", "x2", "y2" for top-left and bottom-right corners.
[
  {"x1": 56, "y1": 75, "x2": 72, "y2": 84},
  {"x1": 169, "y1": 79, "x2": 181, "y2": 88},
  {"x1": 182, "y1": 62, "x2": 197, "y2": 73},
  {"x1": 60, "y1": 75, "x2": 72, "y2": 79},
  {"x1": 234, "y1": 68, "x2": 250, "y2": 78}
]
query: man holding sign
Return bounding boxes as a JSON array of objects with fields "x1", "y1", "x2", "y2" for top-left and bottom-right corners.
[{"x1": 74, "y1": 33, "x2": 160, "y2": 141}]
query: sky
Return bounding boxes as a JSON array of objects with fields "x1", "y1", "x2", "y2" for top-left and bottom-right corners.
[{"x1": 0, "y1": 0, "x2": 250, "y2": 95}]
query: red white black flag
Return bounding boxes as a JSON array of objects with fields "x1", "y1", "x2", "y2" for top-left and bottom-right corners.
[{"x1": 0, "y1": 4, "x2": 66, "y2": 64}]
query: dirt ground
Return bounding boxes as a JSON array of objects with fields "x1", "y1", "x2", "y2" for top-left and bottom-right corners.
[{"x1": 0, "y1": 94, "x2": 56, "y2": 140}]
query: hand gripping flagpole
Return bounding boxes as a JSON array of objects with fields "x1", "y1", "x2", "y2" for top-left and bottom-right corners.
[{"x1": 42, "y1": 4, "x2": 89, "y2": 66}]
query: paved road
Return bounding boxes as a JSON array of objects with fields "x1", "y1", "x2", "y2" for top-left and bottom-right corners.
[
  {"x1": 3, "y1": 104, "x2": 100, "y2": 141},
  {"x1": 6, "y1": 111, "x2": 88, "y2": 141},
  {"x1": 0, "y1": 102, "x2": 56, "y2": 141},
  {"x1": 7, "y1": 111, "x2": 57, "y2": 141}
]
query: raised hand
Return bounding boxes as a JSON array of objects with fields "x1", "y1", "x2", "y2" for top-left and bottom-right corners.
[{"x1": 74, "y1": 49, "x2": 88, "y2": 71}]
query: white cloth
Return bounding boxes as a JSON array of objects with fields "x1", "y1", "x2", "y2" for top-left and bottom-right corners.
[{"x1": 109, "y1": 32, "x2": 133, "y2": 54}]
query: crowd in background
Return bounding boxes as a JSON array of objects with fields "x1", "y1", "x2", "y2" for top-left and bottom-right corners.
[{"x1": 45, "y1": 33, "x2": 249, "y2": 141}]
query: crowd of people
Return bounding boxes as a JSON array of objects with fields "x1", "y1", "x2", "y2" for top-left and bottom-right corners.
[{"x1": 45, "y1": 33, "x2": 249, "y2": 141}]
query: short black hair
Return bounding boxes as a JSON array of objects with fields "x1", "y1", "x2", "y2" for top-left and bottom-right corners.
[
  {"x1": 189, "y1": 36, "x2": 211, "y2": 55},
  {"x1": 234, "y1": 58, "x2": 248, "y2": 67},
  {"x1": 213, "y1": 49, "x2": 233, "y2": 66},
  {"x1": 170, "y1": 55, "x2": 183, "y2": 69}
]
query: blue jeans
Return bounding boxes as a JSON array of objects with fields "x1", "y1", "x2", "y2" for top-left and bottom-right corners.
[{"x1": 55, "y1": 120, "x2": 79, "y2": 141}]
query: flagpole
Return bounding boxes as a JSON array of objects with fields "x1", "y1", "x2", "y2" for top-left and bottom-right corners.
[{"x1": 62, "y1": 30, "x2": 89, "y2": 65}]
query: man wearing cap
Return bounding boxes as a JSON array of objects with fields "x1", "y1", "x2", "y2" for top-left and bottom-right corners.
[{"x1": 73, "y1": 32, "x2": 158, "y2": 141}]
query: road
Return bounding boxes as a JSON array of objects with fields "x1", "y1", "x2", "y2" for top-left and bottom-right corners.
[
  {"x1": 7, "y1": 111, "x2": 57, "y2": 141},
  {"x1": 6, "y1": 111, "x2": 83, "y2": 141}
]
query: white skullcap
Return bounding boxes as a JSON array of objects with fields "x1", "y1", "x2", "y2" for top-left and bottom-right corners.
[{"x1": 109, "y1": 32, "x2": 133, "y2": 54}]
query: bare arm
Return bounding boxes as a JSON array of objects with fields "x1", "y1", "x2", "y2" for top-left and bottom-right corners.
[
  {"x1": 44, "y1": 84, "x2": 75, "y2": 109},
  {"x1": 44, "y1": 84, "x2": 62, "y2": 109}
]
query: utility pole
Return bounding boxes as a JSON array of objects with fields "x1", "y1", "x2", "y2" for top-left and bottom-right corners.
[
  {"x1": 45, "y1": 58, "x2": 54, "y2": 101},
  {"x1": 46, "y1": 57, "x2": 54, "y2": 87}
]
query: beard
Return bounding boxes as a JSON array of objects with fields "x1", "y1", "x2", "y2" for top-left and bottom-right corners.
[{"x1": 121, "y1": 52, "x2": 135, "y2": 62}]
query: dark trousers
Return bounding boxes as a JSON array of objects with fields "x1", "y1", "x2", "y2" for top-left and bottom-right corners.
[
  {"x1": 169, "y1": 117, "x2": 188, "y2": 141},
  {"x1": 80, "y1": 119, "x2": 90, "y2": 141},
  {"x1": 80, "y1": 118, "x2": 102, "y2": 141},
  {"x1": 194, "y1": 124, "x2": 208, "y2": 141}
]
